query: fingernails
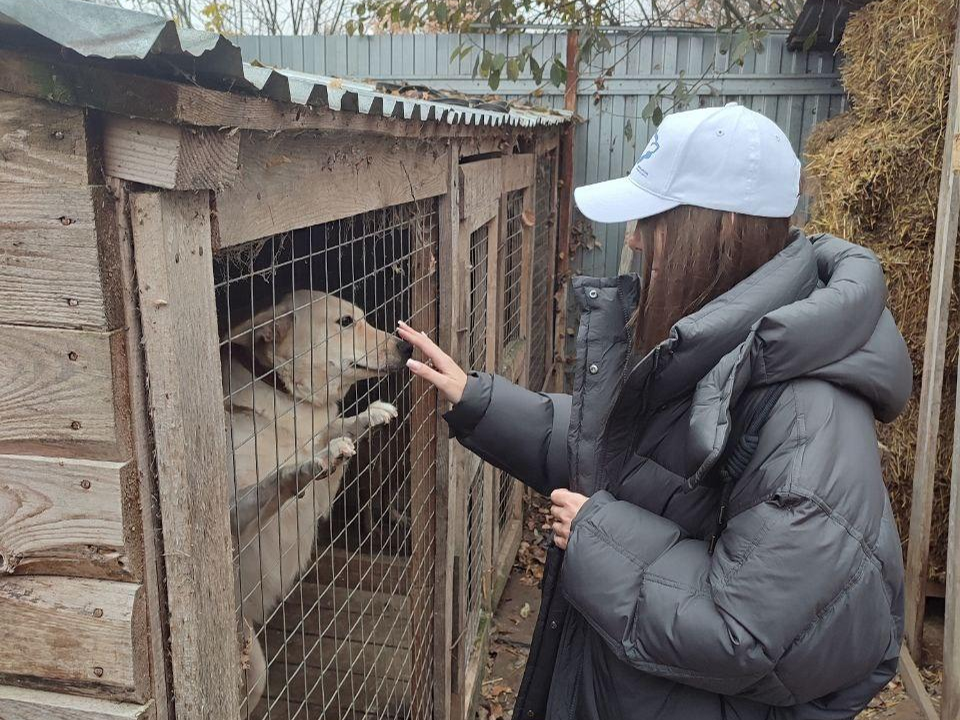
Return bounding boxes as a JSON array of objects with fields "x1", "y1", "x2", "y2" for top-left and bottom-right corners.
[{"x1": 406, "y1": 358, "x2": 420, "y2": 369}]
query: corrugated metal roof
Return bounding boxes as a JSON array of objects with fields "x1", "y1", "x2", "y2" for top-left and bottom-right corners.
[{"x1": 0, "y1": 0, "x2": 568, "y2": 129}]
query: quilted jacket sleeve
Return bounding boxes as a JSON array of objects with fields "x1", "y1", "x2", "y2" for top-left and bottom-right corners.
[
  {"x1": 443, "y1": 372, "x2": 571, "y2": 495},
  {"x1": 561, "y1": 384, "x2": 901, "y2": 709}
]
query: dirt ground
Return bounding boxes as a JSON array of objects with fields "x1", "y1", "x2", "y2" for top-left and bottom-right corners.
[{"x1": 475, "y1": 495, "x2": 943, "y2": 720}]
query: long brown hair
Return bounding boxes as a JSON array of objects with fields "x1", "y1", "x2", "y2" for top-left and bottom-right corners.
[{"x1": 630, "y1": 206, "x2": 791, "y2": 355}]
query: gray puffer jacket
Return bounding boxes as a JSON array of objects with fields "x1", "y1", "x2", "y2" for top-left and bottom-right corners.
[{"x1": 444, "y1": 232, "x2": 912, "y2": 720}]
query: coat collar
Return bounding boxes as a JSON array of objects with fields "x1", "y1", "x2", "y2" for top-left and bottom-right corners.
[{"x1": 589, "y1": 231, "x2": 819, "y2": 493}]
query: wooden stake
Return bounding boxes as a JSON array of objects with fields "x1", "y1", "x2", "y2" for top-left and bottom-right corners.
[
  {"x1": 904, "y1": 12, "x2": 960, "y2": 662},
  {"x1": 552, "y1": 30, "x2": 579, "y2": 392},
  {"x1": 899, "y1": 645, "x2": 940, "y2": 720}
]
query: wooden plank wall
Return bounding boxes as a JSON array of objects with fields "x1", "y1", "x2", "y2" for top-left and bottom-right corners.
[{"x1": 0, "y1": 91, "x2": 154, "y2": 717}]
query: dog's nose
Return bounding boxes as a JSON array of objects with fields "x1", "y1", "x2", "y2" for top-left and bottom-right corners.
[{"x1": 397, "y1": 339, "x2": 414, "y2": 360}]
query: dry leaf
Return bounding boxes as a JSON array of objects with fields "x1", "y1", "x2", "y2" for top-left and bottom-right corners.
[{"x1": 519, "y1": 602, "x2": 532, "y2": 619}]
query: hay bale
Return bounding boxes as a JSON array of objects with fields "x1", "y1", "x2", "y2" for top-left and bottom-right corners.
[{"x1": 804, "y1": 0, "x2": 957, "y2": 579}]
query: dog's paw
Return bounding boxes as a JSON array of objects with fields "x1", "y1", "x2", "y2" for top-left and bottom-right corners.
[
  {"x1": 326, "y1": 436, "x2": 356, "y2": 467},
  {"x1": 366, "y1": 401, "x2": 399, "y2": 428}
]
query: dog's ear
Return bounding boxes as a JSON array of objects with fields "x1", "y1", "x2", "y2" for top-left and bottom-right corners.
[{"x1": 225, "y1": 299, "x2": 295, "y2": 348}]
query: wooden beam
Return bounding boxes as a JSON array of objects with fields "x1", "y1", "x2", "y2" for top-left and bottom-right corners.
[
  {"x1": 434, "y1": 140, "x2": 461, "y2": 720},
  {"x1": 0, "y1": 183, "x2": 123, "y2": 330},
  {"x1": 407, "y1": 199, "x2": 439, "y2": 720},
  {"x1": 0, "y1": 325, "x2": 131, "y2": 460},
  {"x1": 129, "y1": 191, "x2": 239, "y2": 720},
  {"x1": 0, "y1": 454, "x2": 140, "y2": 580},
  {"x1": 0, "y1": 686, "x2": 152, "y2": 720},
  {"x1": 904, "y1": 23, "x2": 960, "y2": 661},
  {"x1": 459, "y1": 159, "x2": 502, "y2": 223},
  {"x1": 0, "y1": 576, "x2": 149, "y2": 702},
  {"x1": 944, "y1": 178, "x2": 960, "y2": 714},
  {"x1": 899, "y1": 646, "x2": 939, "y2": 720},
  {"x1": 0, "y1": 49, "x2": 530, "y2": 143},
  {"x1": 501, "y1": 154, "x2": 535, "y2": 193},
  {"x1": 215, "y1": 131, "x2": 449, "y2": 248},
  {"x1": 103, "y1": 116, "x2": 240, "y2": 191},
  {"x1": 111, "y1": 178, "x2": 173, "y2": 720},
  {"x1": 552, "y1": 30, "x2": 579, "y2": 392},
  {"x1": 0, "y1": 92, "x2": 91, "y2": 185}
]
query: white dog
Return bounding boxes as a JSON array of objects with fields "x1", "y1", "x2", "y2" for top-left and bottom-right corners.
[{"x1": 222, "y1": 290, "x2": 412, "y2": 711}]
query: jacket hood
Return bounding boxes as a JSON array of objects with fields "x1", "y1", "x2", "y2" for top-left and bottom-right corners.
[
  {"x1": 598, "y1": 230, "x2": 912, "y2": 493},
  {"x1": 654, "y1": 231, "x2": 912, "y2": 423}
]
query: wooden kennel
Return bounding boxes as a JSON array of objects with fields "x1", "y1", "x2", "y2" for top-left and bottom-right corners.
[{"x1": 0, "y1": 18, "x2": 568, "y2": 720}]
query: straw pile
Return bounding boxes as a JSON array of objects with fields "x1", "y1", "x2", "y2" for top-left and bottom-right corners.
[{"x1": 804, "y1": 0, "x2": 956, "y2": 578}]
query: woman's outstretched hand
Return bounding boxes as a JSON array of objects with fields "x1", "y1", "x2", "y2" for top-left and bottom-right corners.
[
  {"x1": 397, "y1": 321, "x2": 468, "y2": 405},
  {"x1": 550, "y1": 489, "x2": 589, "y2": 550}
]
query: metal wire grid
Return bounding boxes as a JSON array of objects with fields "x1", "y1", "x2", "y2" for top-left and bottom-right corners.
[
  {"x1": 497, "y1": 469, "x2": 517, "y2": 536},
  {"x1": 464, "y1": 461, "x2": 486, "y2": 653},
  {"x1": 528, "y1": 151, "x2": 557, "y2": 393},
  {"x1": 468, "y1": 224, "x2": 489, "y2": 372},
  {"x1": 215, "y1": 199, "x2": 438, "y2": 720},
  {"x1": 500, "y1": 190, "x2": 525, "y2": 348},
  {"x1": 460, "y1": 223, "x2": 491, "y2": 658}
]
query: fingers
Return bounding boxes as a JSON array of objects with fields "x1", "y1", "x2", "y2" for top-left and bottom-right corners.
[
  {"x1": 552, "y1": 521, "x2": 569, "y2": 550},
  {"x1": 397, "y1": 321, "x2": 454, "y2": 369},
  {"x1": 406, "y1": 358, "x2": 459, "y2": 403}
]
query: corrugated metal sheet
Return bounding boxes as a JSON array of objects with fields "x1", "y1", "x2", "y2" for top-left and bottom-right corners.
[
  {"x1": 0, "y1": 0, "x2": 568, "y2": 128},
  {"x1": 237, "y1": 30, "x2": 845, "y2": 277}
]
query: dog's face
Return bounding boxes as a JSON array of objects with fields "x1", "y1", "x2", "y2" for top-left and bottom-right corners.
[{"x1": 228, "y1": 290, "x2": 413, "y2": 403}]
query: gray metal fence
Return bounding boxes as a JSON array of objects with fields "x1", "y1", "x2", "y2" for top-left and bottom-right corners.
[{"x1": 236, "y1": 29, "x2": 844, "y2": 278}]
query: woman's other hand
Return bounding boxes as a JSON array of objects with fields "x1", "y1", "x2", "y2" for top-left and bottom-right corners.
[
  {"x1": 397, "y1": 320, "x2": 468, "y2": 404},
  {"x1": 550, "y1": 489, "x2": 589, "y2": 550}
]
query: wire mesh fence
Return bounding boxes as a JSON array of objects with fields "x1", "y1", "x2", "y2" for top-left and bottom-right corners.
[
  {"x1": 529, "y1": 150, "x2": 557, "y2": 393},
  {"x1": 500, "y1": 191, "x2": 525, "y2": 350},
  {"x1": 462, "y1": 222, "x2": 491, "y2": 657},
  {"x1": 496, "y1": 191, "x2": 526, "y2": 537},
  {"x1": 215, "y1": 199, "x2": 439, "y2": 720}
]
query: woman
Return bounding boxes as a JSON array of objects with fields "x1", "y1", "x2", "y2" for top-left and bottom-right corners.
[{"x1": 399, "y1": 103, "x2": 912, "y2": 720}]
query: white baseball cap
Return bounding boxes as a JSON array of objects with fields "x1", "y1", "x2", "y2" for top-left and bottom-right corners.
[{"x1": 573, "y1": 102, "x2": 801, "y2": 223}]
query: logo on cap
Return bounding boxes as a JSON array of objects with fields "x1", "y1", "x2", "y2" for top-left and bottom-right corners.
[{"x1": 639, "y1": 133, "x2": 660, "y2": 162}]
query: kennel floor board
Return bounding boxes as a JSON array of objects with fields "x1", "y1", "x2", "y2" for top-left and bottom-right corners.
[{"x1": 255, "y1": 576, "x2": 413, "y2": 720}]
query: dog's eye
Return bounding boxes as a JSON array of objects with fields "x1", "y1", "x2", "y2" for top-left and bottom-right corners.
[{"x1": 336, "y1": 315, "x2": 354, "y2": 328}]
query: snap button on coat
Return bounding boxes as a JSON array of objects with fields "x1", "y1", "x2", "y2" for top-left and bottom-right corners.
[{"x1": 588, "y1": 363, "x2": 599, "y2": 374}]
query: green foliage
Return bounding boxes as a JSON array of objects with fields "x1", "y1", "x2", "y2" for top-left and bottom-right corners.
[{"x1": 353, "y1": 0, "x2": 798, "y2": 133}]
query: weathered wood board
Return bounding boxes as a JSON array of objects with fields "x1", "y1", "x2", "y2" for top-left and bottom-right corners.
[
  {"x1": 104, "y1": 116, "x2": 240, "y2": 191},
  {"x1": 215, "y1": 132, "x2": 450, "y2": 247},
  {"x1": 0, "y1": 325, "x2": 131, "y2": 458},
  {"x1": 459, "y1": 159, "x2": 502, "y2": 224},
  {"x1": 0, "y1": 184, "x2": 121, "y2": 330},
  {"x1": 130, "y1": 190, "x2": 239, "y2": 720},
  {"x1": 0, "y1": 92, "x2": 89, "y2": 185},
  {"x1": 0, "y1": 454, "x2": 140, "y2": 579},
  {"x1": 0, "y1": 576, "x2": 149, "y2": 701},
  {"x1": 0, "y1": 686, "x2": 152, "y2": 720}
]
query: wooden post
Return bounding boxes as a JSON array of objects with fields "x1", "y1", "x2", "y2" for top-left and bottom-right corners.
[
  {"x1": 129, "y1": 190, "x2": 240, "y2": 720},
  {"x1": 552, "y1": 30, "x2": 579, "y2": 391},
  {"x1": 944, "y1": 357, "x2": 960, "y2": 718},
  {"x1": 408, "y1": 196, "x2": 440, "y2": 720},
  {"x1": 434, "y1": 140, "x2": 462, "y2": 720},
  {"x1": 904, "y1": 12, "x2": 960, "y2": 662}
]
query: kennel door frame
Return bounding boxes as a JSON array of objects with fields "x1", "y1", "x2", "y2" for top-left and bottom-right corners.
[
  {"x1": 127, "y1": 189, "x2": 241, "y2": 720},
  {"x1": 450, "y1": 163, "x2": 501, "y2": 719}
]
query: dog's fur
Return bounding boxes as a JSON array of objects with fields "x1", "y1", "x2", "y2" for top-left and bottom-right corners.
[{"x1": 223, "y1": 290, "x2": 411, "y2": 710}]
